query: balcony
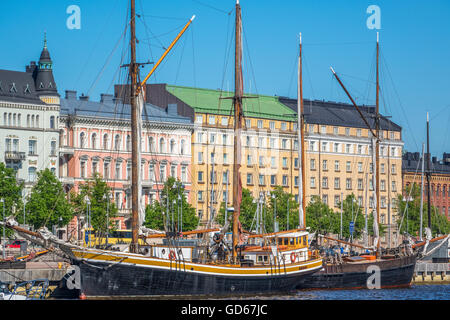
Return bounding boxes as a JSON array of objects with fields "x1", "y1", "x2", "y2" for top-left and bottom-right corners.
[
  {"x1": 4, "y1": 151, "x2": 26, "y2": 161},
  {"x1": 60, "y1": 176, "x2": 75, "y2": 186},
  {"x1": 59, "y1": 146, "x2": 75, "y2": 156}
]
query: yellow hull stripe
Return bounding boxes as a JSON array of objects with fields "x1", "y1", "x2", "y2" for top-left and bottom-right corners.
[{"x1": 73, "y1": 249, "x2": 322, "y2": 276}]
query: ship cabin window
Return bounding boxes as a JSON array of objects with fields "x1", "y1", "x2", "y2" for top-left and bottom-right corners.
[
  {"x1": 257, "y1": 255, "x2": 268, "y2": 263},
  {"x1": 290, "y1": 238, "x2": 295, "y2": 245}
]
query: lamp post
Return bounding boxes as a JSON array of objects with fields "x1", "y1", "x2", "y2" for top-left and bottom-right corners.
[
  {"x1": 272, "y1": 193, "x2": 277, "y2": 233},
  {"x1": 85, "y1": 196, "x2": 91, "y2": 248},
  {"x1": 1, "y1": 198, "x2": 5, "y2": 260},
  {"x1": 103, "y1": 194, "x2": 111, "y2": 246}
]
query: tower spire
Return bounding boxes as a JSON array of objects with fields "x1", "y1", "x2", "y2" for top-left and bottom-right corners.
[{"x1": 44, "y1": 31, "x2": 47, "y2": 49}]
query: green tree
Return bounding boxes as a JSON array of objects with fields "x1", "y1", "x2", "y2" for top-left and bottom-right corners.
[
  {"x1": 305, "y1": 196, "x2": 338, "y2": 235},
  {"x1": 144, "y1": 177, "x2": 198, "y2": 232},
  {"x1": 71, "y1": 172, "x2": 118, "y2": 234},
  {"x1": 0, "y1": 163, "x2": 23, "y2": 238},
  {"x1": 266, "y1": 186, "x2": 300, "y2": 232},
  {"x1": 396, "y1": 184, "x2": 450, "y2": 237},
  {"x1": 215, "y1": 188, "x2": 257, "y2": 232},
  {"x1": 26, "y1": 169, "x2": 73, "y2": 230}
]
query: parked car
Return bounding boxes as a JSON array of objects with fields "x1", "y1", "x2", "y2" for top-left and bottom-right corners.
[{"x1": 6, "y1": 240, "x2": 26, "y2": 249}]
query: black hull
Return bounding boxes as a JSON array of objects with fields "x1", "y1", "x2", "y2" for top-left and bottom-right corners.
[
  {"x1": 298, "y1": 254, "x2": 417, "y2": 290},
  {"x1": 73, "y1": 259, "x2": 320, "y2": 297}
]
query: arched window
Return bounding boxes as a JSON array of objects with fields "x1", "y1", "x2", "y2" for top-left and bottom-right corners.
[
  {"x1": 103, "y1": 133, "x2": 109, "y2": 150},
  {"x1": 36, "y1": 115, "x2": 39, "y2": 127},
  {"x1": 180, "y1": 139, "x2": 186, "y2": 155},
  {"x1": 26, "y1": 114, "x2": 30, "y2": 127},
  {"x1": 159, "y1": 138, "x2": 165, "y2": 153},
  {"x1": 149, "y1": 136, "x2": 155, "y2": 152},
  {"x1": 50, "y1": 116, "x2": 55, "y2": 129},
  {"x1": 3, "y1": 113, "x2": 7, "y2": 125},
  {"x1": 170, "y1": 139, "x2": 176, "y2": 153},
  {"x1": 80, "y1": 132, "x2": 86, "y2": 148},
  {"x1": 126, "y1": 135, "x2": 131, "y2": 152},
  {"x1": 91, "y1": 133, "x2": 97, "y2": 149},
  {"x1": 114, "y1": 134, "x2": 121, "y2": 150}
]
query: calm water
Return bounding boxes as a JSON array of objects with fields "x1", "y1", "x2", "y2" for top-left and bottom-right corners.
[{"x1": 229, "y1": 284, "x2": 450, "y2": 300}]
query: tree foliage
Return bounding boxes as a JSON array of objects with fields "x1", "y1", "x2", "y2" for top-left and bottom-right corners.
[
  {"x1": 0, "y1": 163, "x2": 23, "y2": 238},
  {"x1": 144, "y1": 177, "x2": 198, "y2": 232},
  {"x1": 396, "y1": 183, "x2": 450, "y2": 237},
  {"x1": 215, "y1": 188, "x2": 257, "y2": 232},
  {"x1": 25, "y1": 169, "x2": 73, "y2": 230},
  {"x1": 70, "y1": 172, "x2": 117, "y2": 234}
]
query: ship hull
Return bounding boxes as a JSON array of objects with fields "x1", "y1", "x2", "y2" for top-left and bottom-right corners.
[
  {"x1": 298, "y1": 254, "x2": 417, "y2": 290},
  {"x1": 70, "y1": 250, "x2": 323, "y2": 297}
]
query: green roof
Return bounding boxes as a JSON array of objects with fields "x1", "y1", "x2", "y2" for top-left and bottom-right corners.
[{"x1": 166, "y1": 85, "x2": 297, "y2": 121}]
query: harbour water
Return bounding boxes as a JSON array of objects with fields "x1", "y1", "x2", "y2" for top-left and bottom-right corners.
[{"x1": 222, "y1": 284, "x2": 450, "y2": 300}]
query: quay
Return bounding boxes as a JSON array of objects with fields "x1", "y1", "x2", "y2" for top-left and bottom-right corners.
[{"x1": 413, "y1": 262, "x2": 450, "y2": 284}]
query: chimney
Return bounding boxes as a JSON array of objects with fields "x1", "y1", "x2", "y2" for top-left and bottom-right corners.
[
  {"x1": 167, "y1": 103, "x2": 177, "y2": 116},
  {"x1": 79, "y1": 94, "x2": 89, "y2": 101},
  {"x1": 26, "y1": 61, "x2": 37, "y2": 74},
  {"x1": 100, "y1": 93, "x2": 114, "y2": 104},
  {"x1": 65, "y1": 90, "x2": 77, "y2": 100}
]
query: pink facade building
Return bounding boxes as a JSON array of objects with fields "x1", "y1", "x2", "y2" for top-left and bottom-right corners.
[{"x1": 59, "y1": 90, "x2": 193, "y2": 233}]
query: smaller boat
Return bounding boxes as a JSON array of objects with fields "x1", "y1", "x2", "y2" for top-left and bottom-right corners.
[{"x1": 0, "y1": 279, "x2": 49, "y2": 300}]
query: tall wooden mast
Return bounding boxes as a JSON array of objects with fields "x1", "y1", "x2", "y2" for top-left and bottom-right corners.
[
  {"x1": 297, "y1": 33, "x2": 306, "y2": 229},
  {"x1": 375, "y1": 32, "x2": 381, "y2": 257},
  {"x1": 426, "y1": 112, "x2": 432, "y2": 229},
  {"x1": 130, "y1": 0, "x2": 139, "y2": 253},
  {"x1": 232, "y1": 0, "x2": 244, "y2": 263}
]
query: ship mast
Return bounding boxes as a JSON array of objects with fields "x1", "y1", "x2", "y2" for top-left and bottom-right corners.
[
  {"x1": 297, "y1": 33, "x2": 305, "y2": 229},
  {"x1": 232, "y1": 0, "x2": 244, "y2": 263},
  {"x1": 130, "y1": 0, "x2": 139, "y2": 253},
  {"x1": 375, "y1": 32, "x2": 381, "y2": 258},
  {"x1": 426, "y1": 112, "x2": 432, "y2": 230}
]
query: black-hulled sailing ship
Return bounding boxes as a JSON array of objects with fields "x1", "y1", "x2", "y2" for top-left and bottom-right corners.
[
  {"x1": 1, "y1": 0, "x2": 322, "y2": 298},
  {"x1": 297, "y1": 32, "x2": 417, "y2": 290}
]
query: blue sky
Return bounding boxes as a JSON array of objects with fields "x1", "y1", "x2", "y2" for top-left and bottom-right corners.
[{"x1": 1, "y1": 0, "x2": 449, "y2": 157}]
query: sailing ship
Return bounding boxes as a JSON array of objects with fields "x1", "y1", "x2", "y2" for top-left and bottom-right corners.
[
  {"x1": 2, "y1": 0, "x2": 322, "y2": 298},
  {"x1": 296, "y1": 33, "x2": 418, "y2": 290}
]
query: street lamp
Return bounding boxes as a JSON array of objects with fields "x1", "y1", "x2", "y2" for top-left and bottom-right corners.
[
  {"x1": 85, "y1": 196, "x2": 91, "y2": 248},
  {"x1": 1, "y1": 198, "x2": 5, "y2": 260}
]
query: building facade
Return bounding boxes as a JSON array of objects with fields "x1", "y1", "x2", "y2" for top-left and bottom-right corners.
[
  {"x1": 0, "y1": 38, "x2": 60, "y2": 197},
  {"x1": 403, "y1": 152, "x2": 450, "y2": 220},
  {"x1": 145, "y1": 84, "x2": 404, "y2": 247},
  {"x1": 59, "y1": 90, "x2": 193, "y2": 231}
]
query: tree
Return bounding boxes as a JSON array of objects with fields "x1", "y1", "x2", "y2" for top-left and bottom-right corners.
[
  {"x1": 25, "y1": 169, "x2": 73, "y2": 230},
  {"x1": 215, "y1": 188, "x2": 257, "y2": 232},
  {"x1": 305, "y1": 196, "x2": 338, "y2": 235},
  {"x1": 70, "y1": 172, "x2": 118, "y2": 235},
  {"x1": 266, "y1": 186, "x2": 300, "y2": 232},
  {"x1": 144, "y1": 177, "x2": 198, "y2": 232},
  {"x1": 0, "y1": 163, "x2": 23, "y2": 239},
  {"x1": 396, "y1": 183, "x2": 450, "y2": 237}
]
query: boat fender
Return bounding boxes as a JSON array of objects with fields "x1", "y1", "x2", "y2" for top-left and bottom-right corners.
[
  {"x1": 169, "y1": 250, "x2": 176, "y2": 260},
  {"x1": 290, "y1": 252, "x2": 297, "y2": 263}
]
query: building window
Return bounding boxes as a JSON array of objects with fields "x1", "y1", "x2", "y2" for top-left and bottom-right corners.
[
  {"x1": 322, "y1": 142, "x2": 328, "y2": 152},
  {"x1": 334, "y1": 177, "x2": 340, "y2": 189},
  {"x1": 92, "y1": 161, "x2": 98, "y2": 175},
  {"x1": 282, "y1": 175, "x2": 288, "y2": 186},
  {"x1": 270, "y1": 138, "x2": 276, "y2": 148},
  {"x1": 282, "y1": 139, "x2": 288, "y2": 149},
  {"x1": 357, "y1": 129, "x2": 362, "y2": 137},
  {"x1": 346, "y1": 161, "x2": 351, "y2": 172},
  {"x1": 221, "y1": 117, "x2": 228, "y2": 126},
  {"x1": 210, "y1": 133, "x2": 216, "y2": 144},
  {"x1": 80, "y1": 132, "x2": 86, "y2": 148},
  {"x1": 345, "y1": 128, "x2": 350, "y2": 136},
  {"x1": 322, "y1": 194, "x2": 328, "y2": 205},
  {"x1": 259, "y1": 174, "x2": 265, "y2": 186},
  {"x1": 309, "y1": 141, "x2": 315, "y2": 151},
  {"x1": 282, "y1": 157, "x2": 288, "y2": 168},
  {"x1": 50, "y1": 140, "x2": 56, "y2": 156},
  {"x1": 28, "y1": 167, "x2": 37, "y2": 182},
  {"x1": 198, "y1": 191, "x2": 204, "y2": 202},
  {"x1": 50, "y1": 116, "x2": 55, "y2": 129},
  {"x1": 321, "y1": 126, "x2": 326, "y2": 134},
  {"x1": 159, "y1": 138, "x2": 165, "y2": 153},
  {"x1": 245, "y1": 119, "x2": 251, "y2": 128},
  {"x1": 334, "y1": 160, "x2": 340, "y2": 172},
  {"x1": 346, "y1": 178, "x2": 352, "y2": 190},
  {"x1": 170, "y1": 165, "x2": 176, "y2": 178},
  {"x1": 223, "y1": 153, "x2": 228, "y2": 164},
  {"x1": 28, "y1": 140, "x2": 37, "y2": 155},
  {"x1": 310, "y1": 158, "x2": 316, "y2": 170},
  {"x1": 346, "y1": 144, "x2": 351, "y2": 153},
  {"x1": 269, "y1": 121, "x2": 275, "y2": 130},
  {"x1": 195, "y1": 115, "x2": 203, "y2": 124},
  {"x1": 149, "y1": 136, "x2": 155, "y2": 152},
  {"x1": 310, "y1": 177, "x2": 316, "y2": 188},
  {"x1": 271, "y1": 175, "x2": 276, "y2": 186},
  {"x1": 80, "y1": 161, "x2": 86, "y2": 178},
  {"x1": 103, "y1": 162, "x2": 110, "y2": 180},
  {"x1": 334, "y1": 195, "x2": 340, "y2": 207},
  {"x1": 333, "y1": 127, "x2": 338, "y2": 135},
  {"x1": 271, "y1": 156, "x2": 276, "y2": 168},
  {"x1": 198, "y1": 152, "x2": 203, "y2": 163},
  {"x1": 247, "y1": 173, "x2": 253, "y2": 185},
  {"x1": 247, "y1": 155, "x2": 252, "y2": 166},
  {"x1": 198, "y1": 171, "x2": 204, "y2": 182},
  {"x1": 115, "y1": 162, "x2": 121, "y2": 179},
  {"x1": 103, "y1": 134, "x2": 109, "y2": 150},
  {"x1": 391, "y1": 164, "x2": 396, "y2": 174},
  {"x1": 281, "y1": 122, "x2": 287, "y2": 131},
  {"x1": 180, "y1": 139, "x2": 186, "y2": 154},
  {"x1": 208, "y1": 116, "x2": 216, "y2": 125},
  {"x1": 294, "y1": 157, "x2": 299, "y2": 168},
  {"x1": 392, "y1": 181, "x2": 397, "y2": 192},
  {"x1": 257, "y1": 120, "x2": 263, "y2": 129},
  {"x1": 91, "y1": 133, "x2": 97, "y2": 149},
  {"x1": 259, "y1": 155, "x2": 264, "y2": 167},
  {"x1": 381, "y1": 180, "x2": 386, "y2": 191},
  {"x1": 126, "y1": 135, "x2": 132, "y2": 152},
  {"x1": 159, "y1": 164, "x2": 166, "y2": 182},
  {"x1": 358, "y1": 162, "x2": 363, "y2": 173},
  {"x1": 322, "y1": 177, "x2": 328, "y2": 189},
  {"x1": 223, "y1": 134, "x2": 228, "y2": 145},
  {"x1": 322, "y1": 160, "x2": 328, "y2": 171}
]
